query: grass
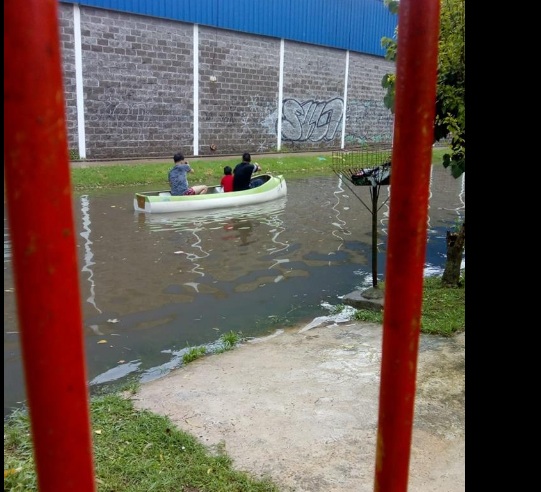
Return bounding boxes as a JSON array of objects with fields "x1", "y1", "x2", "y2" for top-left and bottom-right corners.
[
  {"x1": 417, "y1": 273, "x2": 465, "y2": 335},
  {"x1": 70, "y1": 148, "x2": 449, "y2": 190},
  {"x1": 5, "y1": 146, "x2": 461, "y2": 490},
  {"x1": 4, "y1": 395, "x2": 280, "y2": 492},
  {"x1": 219, "y1": 330, "x2": 243, "y2": 350},
  {"x1": 181, "y1": 331, "x2": 243, "y2": 362},
  {"x1": 182, "y1": 345, "x2": 207, "y2": 364},
  {"x1": 353, "y1": 272, "x2": 465, "y2": 336}
]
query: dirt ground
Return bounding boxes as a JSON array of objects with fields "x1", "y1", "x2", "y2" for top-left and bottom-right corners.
[{"x1": 132, "y1": 320, "x2": 465, "y2": 492}]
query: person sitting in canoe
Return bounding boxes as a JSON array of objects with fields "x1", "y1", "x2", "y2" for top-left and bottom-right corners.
[
  {"x1": 232, "y1": 152, "x2": 264, "y2": 191},
  {"x1": 221, "y1": 165, "x2": 234, "y2": 192},
  {"x1": 168, "y1": 152, "x2": 208, "y2": 196}
]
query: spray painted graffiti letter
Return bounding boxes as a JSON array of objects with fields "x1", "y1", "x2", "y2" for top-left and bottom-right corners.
[{"x1": 281, "y1": 98, "x2": 343, "y2": 143}]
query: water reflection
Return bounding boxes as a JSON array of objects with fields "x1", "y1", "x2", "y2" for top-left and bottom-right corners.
[
  {"x1": 4, "y1": 168, "x2": 465, "y2": 415},
  {"x1": 80, "y1": 195, "x2": 102, "y2": 314},
  {"x1": 149, "y1": 199, "x2": 287, "y2": 257},
  {"x1": 329, "y1": 174, "x2": 351, "y2": 252},
  {"x1": 223, "y1": 218, "x2": 255, "y2": 246},
  {"x1": 424, "y1": 171, "x2": 466, "y2": 275},
  {"x1": 136, "y1": 198, "x2": 290, "y2": 296}
]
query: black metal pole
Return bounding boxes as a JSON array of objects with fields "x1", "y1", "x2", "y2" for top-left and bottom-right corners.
[{"x1": 371, "y1": 184, "x2": 379, "y2": 288}]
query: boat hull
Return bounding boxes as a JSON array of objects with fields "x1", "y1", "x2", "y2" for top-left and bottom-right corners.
[{"x1": 134, "y1": 174, "x2": 287, "y2": 214}]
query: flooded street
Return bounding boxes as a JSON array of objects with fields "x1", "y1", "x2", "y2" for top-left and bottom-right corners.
[{"x1": 4, "y1": 166, "x2": 465, "y2": 416}]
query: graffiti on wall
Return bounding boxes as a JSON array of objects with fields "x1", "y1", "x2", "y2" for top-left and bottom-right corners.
[{"x1": 281, "y1": 97, "x2": 343, "y2": 142}]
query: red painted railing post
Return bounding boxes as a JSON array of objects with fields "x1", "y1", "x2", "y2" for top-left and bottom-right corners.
[
  {"x1": 374, "y1": 0, "x2": 441, "y2": 491},
  {"x1": 4, "y1": 1, "x2": 96, "y2": 490}
]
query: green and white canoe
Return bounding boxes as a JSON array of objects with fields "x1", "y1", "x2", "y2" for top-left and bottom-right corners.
[{"x1": 134, "y1": 174, "x2": 287, "y2": 214}]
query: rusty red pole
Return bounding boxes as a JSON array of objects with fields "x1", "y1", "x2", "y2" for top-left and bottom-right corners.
[
  {"x1": 4, "y1": 1, "x2": 96, "y2": 491},
  {"x1": 374, "y1": 0, "x2": 440, "y2": 491}
]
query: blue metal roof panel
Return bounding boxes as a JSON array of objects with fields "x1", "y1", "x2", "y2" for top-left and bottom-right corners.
[{"x1": 59, "y1": 0, "x2": 397, "y2": 56}]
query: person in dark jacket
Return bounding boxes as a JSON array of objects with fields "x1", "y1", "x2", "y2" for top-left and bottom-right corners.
[{"x1": 232, "y1": 152, "x2": 263, "y2": 191}]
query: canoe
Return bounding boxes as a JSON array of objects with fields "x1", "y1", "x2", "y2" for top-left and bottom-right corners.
[
  {"x1": 134, "y1": 173, "x2": 287, "y2": 214},
  {"x1": 141, "y1": 196, "x2": 287, "y2": 229}
]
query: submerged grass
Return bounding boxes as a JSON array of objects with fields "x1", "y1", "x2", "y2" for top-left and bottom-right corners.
[{"x1": 182, "y1": 331, "x2": 243, "y2": 362}]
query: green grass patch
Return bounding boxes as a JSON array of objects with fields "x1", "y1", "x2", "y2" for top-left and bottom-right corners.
[
  {"x1": 352, "y1": 272, "x2": 465, "y2": 336},
  {"x1": 182, "y1": 331, "x2": 244, "y2": 359},
  {"x1": 353, "y1": 308, "x2": 384, "y2": 324},
  {"x1": 4, "y1": 395, "x2": 280, "y2": 492},
  {"x1": 71, "y1": 148, "x2": 449, "y2": 190},
  {"x1": 219, "y1": 330, "x2": 243, "y2": 350},
  {"x1": 419, "y1": 274, "x2": 465, "y2": 336},
  {"x1": 182, "y1": 345, "x2": 207, "y2": 364},
  {"x1": 70, "y1": 154, "x2": 337, "y2": 190},
  {"x1": 3, "y1": 408, "x2": 38, "y2": 490}
]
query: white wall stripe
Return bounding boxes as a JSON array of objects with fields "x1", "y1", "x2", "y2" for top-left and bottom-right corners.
[
  {"x1": 276, "y1": 39, "x2": 285, "y2": 151},
  {"x1": 73, "y1": 4, "x2": 86, "y2": 159},
  {"x1": 341, "y1": 50, "x2": 350, "y2": 150},
  {"x1": 193, "y1": 24, "x2": 199, "y2": 156}
]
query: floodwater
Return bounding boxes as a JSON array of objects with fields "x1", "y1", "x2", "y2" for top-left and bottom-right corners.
[{"x1": 3, "y1": 166, "x2": 465, "y2": 416}]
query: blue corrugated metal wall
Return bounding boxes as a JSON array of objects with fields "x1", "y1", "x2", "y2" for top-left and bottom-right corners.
[{"x1": 58, "y1": 0, "x2": 396, "y2": 57}]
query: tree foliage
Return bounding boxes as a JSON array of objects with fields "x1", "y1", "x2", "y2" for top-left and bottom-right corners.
[
  {"x1": 381, "y1": 0, "x2": 465, "y2": 288},
  {"x1": 381, "y1": 0, "x2": 465, "y2": 178}
]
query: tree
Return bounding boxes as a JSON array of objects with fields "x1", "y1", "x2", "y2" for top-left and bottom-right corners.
[{"x1": 381, "y1": 0, "x2": 465, "y2": 286}]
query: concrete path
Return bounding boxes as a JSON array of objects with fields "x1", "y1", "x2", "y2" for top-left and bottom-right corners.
[{"x1": 132, "y1": 320, "x2": 465, "y2": 492}]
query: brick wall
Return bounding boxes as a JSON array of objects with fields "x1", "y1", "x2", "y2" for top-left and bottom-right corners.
[
  {"x1": 198, "y1": 28, "x2": 281, "y2": 156},
  {"x1": 58, "y1": 4, "x2": 395, "y2": 160}
]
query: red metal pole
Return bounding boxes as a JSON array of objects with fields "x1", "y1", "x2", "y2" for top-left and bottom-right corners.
[
  {"x1": 4, "y1": 1, "x2": 96, "y2": 491},
  {"x1": 374, "y1": 1, "x2": 440, "y2": 491}
]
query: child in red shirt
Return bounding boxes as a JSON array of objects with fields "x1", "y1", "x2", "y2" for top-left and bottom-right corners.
[{"x1": 221, "y1": 165, "x2": 234, "y2": 192}]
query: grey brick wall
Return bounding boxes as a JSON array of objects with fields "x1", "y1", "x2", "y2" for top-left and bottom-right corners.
[
  {"x1": 198, "y1": 28, "x2": 281, "y2": 157},
  {"x1": 346, "y1": 54, "x2": 394, "y2": 145},
  {"x1": 59, "y1": 3, "x2": 395, "y2": 160},
  {"x1": 281, "y1": 42, "x2": 346, "y2": 152}
]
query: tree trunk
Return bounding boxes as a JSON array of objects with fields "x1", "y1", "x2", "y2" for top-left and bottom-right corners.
[{"x1": 441, "y1": 222, "x2": 465, "y2": 287}]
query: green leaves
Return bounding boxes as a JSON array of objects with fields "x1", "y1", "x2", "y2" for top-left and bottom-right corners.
[
  {"x1": 380, "y1": 0, "x2": 465, "y2": 179},
  {"x1": 381, "y1": 74, "x2": 396, "y2": 113},
  {"x1": 442, "y1": 153, "x2": 465, "y2": 178}
]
